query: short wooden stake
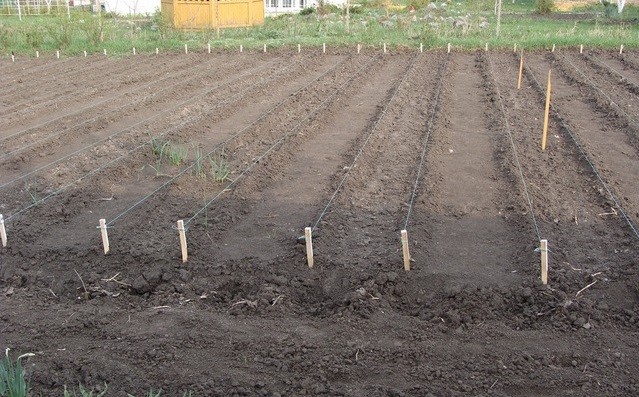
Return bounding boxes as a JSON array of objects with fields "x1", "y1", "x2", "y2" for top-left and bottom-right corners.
[
  {"x1": 207, "y1": 43, "x2": 211, "y2": 53},
  {"x1": 36, "y1": 50, "x2": 39, "y2": 58},
  {"x1": 447, "y1": 43, "x2": 451, "y2": 53},
  {"x1": 304, "y1": 227, "x2": 314, "y2": 268},
  {"x1": 240, "y1": 44, "x2": 243, "y2": 53},
  {"x1": 323, "y1": 43, "x2": 326, "y2": 53},
  {"x1": 540, "y1": 239, "x2": 548, "y2": 284},
  {"x1": 103, "y1": 49, "x2": 107, "y2": 56},
  {"x1": 420, "y1": 43, "x2": 423, "y2": 53},
  {"x1": 184, "y1": 44, "x2": 188, "y2": 54},
  {"x1": 177, "y1": 220, "x2": 188, "y2": 263},
  {"x1": 263, "y1": 44, "x2": 266, "y2": 53},
  {"x1": 357, "y1": 43, "x2": 361, "y2": 54},
  {"x1": 485, "y1": 42, "x2": 488, "y2": 52},
  {"x1": 156, "y1": 47, "x2": 159, "y2": 54},
  {"x1": 11, "y1": 54, "x2": 14, "y2": 62},
  {"x1": 513, "y1": 43, "x2": 517, "y2": 53},
  {"x1": 551, "y1": 44, "x2": 555, "y2": 52},
  {"x1": 579, "y1": 44, "x2": 583, "y2": 54},
  {"x1": 133, "y1": 47, "x2": 136, "y2": 55},
  {"x1": 84, "y1": 50, "x2": 87, "y2": 57},
  {"x1": 383, "y1": 43, "x2": 387, "y2": 53},
  {"x1": 620, "y1": 44, "x2": 624, "y2": 54},
  {"x1": 0, "y1": 214, "x2": 7, "y2": 247},
  {"x1": 541, "y1": 69, "x2": 552, "y2": 151},
  {"x1": 56, "y1": 50, "x2": 60, "y2": 59},
  {"x1": 298, "y1": 43, "x2": 301, "y2": 53},
  {"x1": 99, "y1": 218, "x2": 109, "y2": 254},
  {"x1": 401, "y1": 230, "x2": 410, "y2": 271},
  {"x1": 517, "y1": 51, "x2": 524, "y2": 90}
]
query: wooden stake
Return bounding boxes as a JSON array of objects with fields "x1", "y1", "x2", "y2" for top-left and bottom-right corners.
[
  {"x1": 541, "y1": 69, "x2": 552, "y2": 151},
  {"x1": 447, "y1": 43, "x2": 451, "y2": 53},
  {"x1": 304, "y1": 227, "x2": 314, "y2": 268},
  {"x1": 513, "y1": 43, "x2": 517, "y2": 53},
  {"x1": 11, "y1": 54, "x2": 14, "y2": 62},
  {"x1": 551, "y1": 44, "x2": 555, "y2": 52},
  {"x1": 323, "y1": 43, "x2": 326, "y2": 53},
  {"x1": 357, "y1": 43, "x2": 361, "y2": 54},
  {"x1": 401, "y1": 230, "x2": 410, "y2": 271},
  {"x1": 84, "y1": 50, "x2": 87, "y2": 57},
  {"x1": 133, "y1": 47, "x2": 136, "y2": 55},
  {"x1": 579, "y1": 44, "x2": 583, "y2": 54},
  {"x1": 383, "y1": 43, "x2": 387, "y2": 53},
  {"x1": 99, "y1": 218, "x2": 109, "y2": 254},
  {"x1": 620, "y1": 44, "x2": 624, "y2": 54},
  {"x1": 36, "y1": 51, "x2": 39, "y2": 58},
  {"x1": 184, "y1": 44, "x2": 188, "y2": 54},
  {"x1": 240, "y1": 44, "x2": 243, "y2": 53},
  {"x1": 517, "y1": 50, "x2": 524, "y2": 90},
  {"x1": 156, "y1": 47, "x2": 159, "y2": 54},
  {"x1": 485, "y1": 42, "x2": 488, "y2": 52},
  {"x1": 56, "y1": 50, "x2": 60, "y2": 59},
  {"x1": 420, "y1": 43, "x2": 423, "y2": 53},
  {"x1": 0, "y1": 214, "x2": 7, "y2": 247},
  {"x1": 298, "y1": 43, "x2": 301, "y2": 53},
  {"x1": 207, "y1": 43, "x2": 211, "y2": 53},
  {"x1": 263, "y1": 44, "x2": 266, "y2": 53},
  {"x1": 103, "y1": 49, "x2": 107, "y2": 56},
  {"x1": 540, "y1": 239, "x2": 548, "y2": 284},
  {"x1": 177, "y1": 220, "x2": 188, "y2": 263}
]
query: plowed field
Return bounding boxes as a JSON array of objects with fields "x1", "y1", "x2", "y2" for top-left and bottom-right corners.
[{"x1": 1, "y1": 50, "x2": 638, "y2": 396}]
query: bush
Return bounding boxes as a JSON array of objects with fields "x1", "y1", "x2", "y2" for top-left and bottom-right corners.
[
  {"x1": 535, "y1": 0, "x2": 554, "y2": 14},
  {"x1": 299, "y1": 6, "x2": 315, "y2": 15}
]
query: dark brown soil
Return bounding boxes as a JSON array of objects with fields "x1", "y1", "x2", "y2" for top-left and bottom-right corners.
[{"x1": 1, "y1": 50, "x2": 638, "y2": 397}]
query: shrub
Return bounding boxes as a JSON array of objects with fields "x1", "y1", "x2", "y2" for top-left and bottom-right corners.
[{"x1": 535, "y1": 0, "x2": 554, "y2": 14}]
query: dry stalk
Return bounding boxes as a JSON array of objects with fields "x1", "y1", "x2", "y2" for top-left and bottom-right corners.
[{"x1": 576, "y1": 280, "x2": 598, "y2": 297}]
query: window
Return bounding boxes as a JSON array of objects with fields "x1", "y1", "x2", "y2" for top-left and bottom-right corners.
[
  {"x1": 282, "y1": 0, "x2": 291, "y2": 7},
  {"x1": 269, "y1": 0, "x2": 277, "y2": 6},
  {"x1": 299, "y1": 0, "x2": 305, "y2": 7}
]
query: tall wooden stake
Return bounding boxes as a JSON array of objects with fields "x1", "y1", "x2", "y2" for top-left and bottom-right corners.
[
  {"x1": 177, "y1": 220, "x2": 188, "y2": 263},
  {"x1": 540, "y1": 239, "x2": 548, "y2": 284},
  {"x1": 263, "y1": 44, "x2": 266, "y2": 53},
  {"x1": 620, "y1": 44, "x2": 624, "y2": 54},
  {"x1": 357, "y1": 43, "x2": 361, "y2": 54},
  {"x1": 84, "y1": 50, "x2": 87, "y2": 57},
  {"x1": 541, "y1": 69, "x2": 552, "y2": 151},
  {"x1": 36, "y1": 50, "x2": 39, "y2": 58},
  {"x1": 0, "y1": 214, "x2": 7, "y2": 247},
  {"x1": 383, "y1": 43, "x2": 387, "y2": 53},
  {"x1": 551, "y1": 44, "x2": 555, "y2": 52},
  {"x1": 513, "y1": 43, "x2": 517, "y2": 53},
  {"x1": 240, "y1": 44, "x2": 243, "y2": 53},
  {"x1": 580, "y1": 44, "x2": 583, "y2": 54},
  {"x1": 56, "y1": 50, "x2": 60, "y2": 59},
  {"x1": 517, "y1": 50, "x2": 524, "y2": 90},
  {"x1": 420, "y1": 43, "x2": 423, "y2": 53},
  {"x1": 305, "y1": 227, "x2": 314, "y2": 268},
  {"x1": 298, "y1": 43, "x2": 301, "y2": 53},
  {"x1": 496, "y1": 0, "x2": 502, "y2": 37},
  {"x1": 401, "y1": 229, "x2": 410, "y2": 271},
  {"x1": 133, "y1": 47, "x2": 136, "y2": 55},
  {"x1": 99, "y1": 218, "x2": 109, "y2": 254},
  {"x1": 207, "y1": 43, "x2": 211, "y2": 53},
  {"x1": 184, "y1": 44, "x2": 188, "y2": 54},
  {"x1": 447, "y1": 43, "x2": 451, "y2": 53},
  {"x1": 323, "y1": 43, "x2": 326, "y2": 53}
]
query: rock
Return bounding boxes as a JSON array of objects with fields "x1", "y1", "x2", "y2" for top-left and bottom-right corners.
[
  {"x1": 143, "y1": 269, "x2": 162, "y2": 285},
  {"x1": 132, "y1": 276, "x2": 151, "y2": 294}
]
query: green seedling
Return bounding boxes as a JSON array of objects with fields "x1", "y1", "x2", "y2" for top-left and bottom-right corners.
[
  {"x1": 63, "y1": 383, "x2": 108, "y2": 397},
  {"x1": 0, "y1": 349, "x2": 35, "y2": 397}
]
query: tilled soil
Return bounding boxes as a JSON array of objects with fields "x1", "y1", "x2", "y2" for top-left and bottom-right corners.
[{"x1": 1, "y1": 50, "x2": 638, "y2": 397}]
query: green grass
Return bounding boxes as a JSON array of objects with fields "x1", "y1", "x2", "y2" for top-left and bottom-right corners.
[
  {"x1": 0, "y1": 2, "x2": 637, "y2": 54},
  {"x1": 0, "y1": 350, "x2": 34, "y2": 397}
]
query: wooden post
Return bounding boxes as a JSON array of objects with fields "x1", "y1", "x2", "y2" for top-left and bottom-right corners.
[
  {"x1": 496, "y1": 0, "x2": 502, "y2": 37},
  {"x1": 357, "y1": 43, "x2": 361, "y2": 54},
  {"x1": 0, "y1": 214, "x2": 7, "y2": 247},
  {"x1": 177, "y1": 220, "x2": 188, "y2": 263},
  {"x1": 323, "y1": 43, "x2": 326, "y2": 53},
  {"x1": 99, "y1": 219, "x2": 109, "y2": 254},
  {"x1": 11, "y1": 54, "x2": 14, "y2": 63},
  {"x1": 513, "y1": 43, "x2": 517, "y2": 53},
  {"x1": 133, "y1": 47, "x2": 136, "y2": 55},
  {"x1": 16, "y1": 0, "x2": 22, "y2": 21},
  {"x1": 620, "y1": 44, "x2": 624, "y2": 54},
  {"x1": 447, "y1": 43, "x2": 451, "y2": 53},
  {"x1": 579, "y1": 44, "x2": 583, "y2": 54},
  {"x1": 184, "y1": 44, "x2": 188, "y2": 54},
  {"x1": 485, "y1": 42, "x2": 488, "y2": 52},
  {"x1": 304, "y1": 227, "x2": 314, "y2": 268},
  {"x1": 298, "y1": 44, "x2": 301, "y2": 53},
  {"x1": 56, "y1": 50, "x2": 60, "y2": 59},
  {"x1": 156, "y1": 47, "x2": 159, "y2": 54},
  {"x1": 401, "y1": 230, "x2": 410, "y2": 271},
  {"x1": 541, "y1": 69, "x2": 552, "y2": 151},
  {"x1": 383, "y1": 43, "x2": 387, "y2": 53},
  {"x1": 551, "y1": 44, "x2": 555, "y2": 52},
  {"x1": 240, "y1": 44, "x2": 243, "y2": 53},
  {"x1": 36, "y1": 51, "x2": 39, "y2": 58},
  {"x1": 84, "y1": 50, "x2": 87, "y2": 57},
  {"x1": 103, "y1": 49, "x2": 107, "y2": 56},
  {"x1": 263, "y1": 44, "x2": 266, "y2": 53},
  {"x1": 207, "y1": 43, "x2": 211, "y2": 53},
  {"x1": 517, "y1": 50, "x2": 524, "y2": 90},
  {"x1": 540, "y1": 239, "x2": 548, "y2": 284},
  {"x1": 420, "y1": 43, "x2": 423, "y2": 53}
]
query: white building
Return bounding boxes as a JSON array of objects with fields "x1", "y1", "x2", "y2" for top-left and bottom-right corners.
[
  {"x1": 102, "y1": 0, "x2": 159, "y2": 15},
  {"x1": 265, "y1": 0, "x2": 345, "y2": 16}
]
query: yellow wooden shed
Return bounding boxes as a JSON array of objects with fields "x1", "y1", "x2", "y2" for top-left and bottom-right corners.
[{"x1": 161, "y1": 0, "x2": 264, "y2": 29}]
